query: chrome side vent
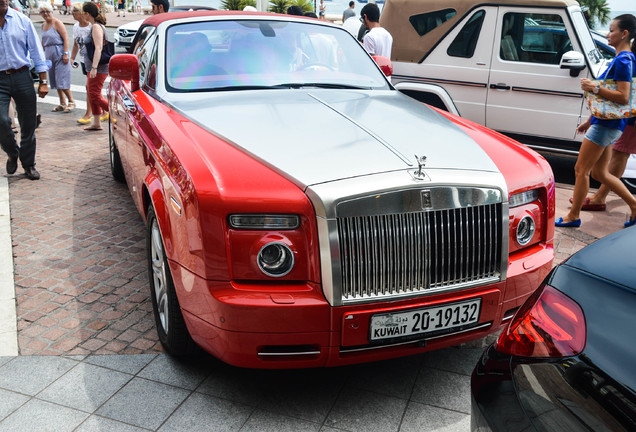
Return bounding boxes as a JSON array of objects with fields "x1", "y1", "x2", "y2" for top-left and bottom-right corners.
[{"x1": 337, "y1": 203, "x2": 503, "y2": 303}]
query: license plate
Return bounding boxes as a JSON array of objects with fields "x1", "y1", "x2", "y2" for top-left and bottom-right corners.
[{"x1": 370, "y1": 299, "x2": 481, "y2": 341}]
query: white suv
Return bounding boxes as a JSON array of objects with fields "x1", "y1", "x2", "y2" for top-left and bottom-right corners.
[{"x1": 382, "y1": 0, "x2": 636, "y2": 190}]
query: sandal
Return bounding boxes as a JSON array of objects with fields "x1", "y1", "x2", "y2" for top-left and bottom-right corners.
[
  {"x1": 52, "y1": 104, "x2": 66, "y2": 112},
  {"x1": 64, "y1": 102, "x2": 75, "y2": 113},
  {"x1": 77, "y1": 117, "x2": 91, "y2": 125},
  {"x1": 84, "y1": 125, "x2": 103, "y2": 131},
  {"x1": 568, "y1": 197, "x2": 606, "y2": 211}
]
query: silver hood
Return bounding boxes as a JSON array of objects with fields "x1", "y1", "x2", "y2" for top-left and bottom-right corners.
[{"x1": 165, "y1": 89, "x2": 500, "y2": 187}]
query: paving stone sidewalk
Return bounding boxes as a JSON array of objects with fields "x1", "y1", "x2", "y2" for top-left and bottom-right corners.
[{"x1": 9, "y1": 108, "x2": 161, "y2": 356}]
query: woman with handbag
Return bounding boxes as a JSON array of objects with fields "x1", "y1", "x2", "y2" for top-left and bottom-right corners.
[
  {"x1": 557, "y1": 14, "x2": 636, "y2": 228},
  {"x1": 81, "y1": 1, "x2": 109, "y2": 131},
  {"x1": 39, "y1": 3, "x2": 75, "y2": 113}
]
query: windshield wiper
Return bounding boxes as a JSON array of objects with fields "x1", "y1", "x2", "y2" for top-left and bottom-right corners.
[
  {"x1": 207, "y1": 85, "x2": 289, "y2": 92},
  {"x1": 275, "y1": 83, "x2": 372, "y2": 90}
]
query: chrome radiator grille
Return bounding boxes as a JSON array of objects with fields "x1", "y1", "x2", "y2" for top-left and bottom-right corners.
[{"x1": 337, "y1": 203, "x2": 503, "y2": 302}]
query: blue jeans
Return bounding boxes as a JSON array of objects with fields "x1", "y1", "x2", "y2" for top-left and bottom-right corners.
[{"x1": 0, "y1": 68, "x2": 38, "y2": 168}]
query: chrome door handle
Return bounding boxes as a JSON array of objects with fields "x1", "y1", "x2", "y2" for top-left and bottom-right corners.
[{"x1": 122, "y1": 95, "x2": 136, "y2": 112}]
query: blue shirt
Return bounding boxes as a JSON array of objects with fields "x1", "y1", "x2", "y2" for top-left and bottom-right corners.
[
  {"x1": 591, "y1": 50, "x2": 636, "y2": 131},
  {"x1": 0, "y1": 7, "x2": 48, "y2": 73}
]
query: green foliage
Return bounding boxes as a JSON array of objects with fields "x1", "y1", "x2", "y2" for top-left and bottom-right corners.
[
  {"x1": 291, "y1": 0, "x2": 314, "y2": 14},
  {"x1": 220, "y1": 0, "x2": 256, "y2": 11},
  {"x1": 269, "y1": 0, "x2": 290, "y2": 14},
  {"x1": 579, "y1": 0, "x2": 611, "y2": 28}
]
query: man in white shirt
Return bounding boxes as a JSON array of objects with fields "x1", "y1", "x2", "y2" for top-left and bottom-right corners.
[{"x1": 360, "y1": 3, "x2": 392, "y2": 58}]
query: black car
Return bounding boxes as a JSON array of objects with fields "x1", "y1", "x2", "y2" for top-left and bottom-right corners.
[{"x1": 471, "y1": 226, "x2": 636, "y2": 431}]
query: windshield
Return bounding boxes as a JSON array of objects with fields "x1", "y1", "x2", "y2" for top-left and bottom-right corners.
[{"x1": 165, "y1": 20, "x2": 391, "y2": 92}]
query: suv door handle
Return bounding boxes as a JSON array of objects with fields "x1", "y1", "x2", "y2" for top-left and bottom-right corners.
[{"x1": 490, "y1": 83, "x2": 511, "y2": 90}]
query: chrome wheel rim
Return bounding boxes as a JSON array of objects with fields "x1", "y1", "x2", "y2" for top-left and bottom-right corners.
[{"x1": 150, "y1": 218, "x2": 169, "y2": 334}]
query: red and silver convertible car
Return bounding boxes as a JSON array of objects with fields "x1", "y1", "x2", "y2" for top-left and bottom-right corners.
[{"x1": 107, "y1": 11, "x2": 555, "y2": 369}]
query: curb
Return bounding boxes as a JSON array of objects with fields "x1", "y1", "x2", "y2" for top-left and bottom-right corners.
[{"x1": 0, "y1": 176, "x2": 18, "y2": 357}]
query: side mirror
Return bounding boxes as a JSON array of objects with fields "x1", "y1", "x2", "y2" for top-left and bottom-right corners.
[
  {"x1": 373, "y1": 55, "x2": 393, "y2": 77},
  {"x1": 109, "y1": 54, "x2": 141, "y2": 91},
  {"x1": 560, "y1": 51, "x2": 586, "y2": 77}
]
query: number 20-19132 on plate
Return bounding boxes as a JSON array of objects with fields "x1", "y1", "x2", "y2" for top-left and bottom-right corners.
[{"x1": 370, "y1": 299, "x2": 482, "y2": 341}]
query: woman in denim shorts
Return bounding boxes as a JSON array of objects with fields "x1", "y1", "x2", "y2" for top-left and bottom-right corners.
[{"x1": 557, "y1": 14, "x2": 636, "y2": 228}]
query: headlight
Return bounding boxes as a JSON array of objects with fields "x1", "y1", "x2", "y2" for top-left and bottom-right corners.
[
  {"x1": 257, "y1": 242, "x2": 294, "y2": 277},
  {"x1": 229, "y1": 214, "x2": 300, "y2": 230},
  {"x1": 509, "y1": 189, "x2": 539, "y2": 208},
  {"x1": 516, "y1": 215, "x2": 535, "y2": 246}
]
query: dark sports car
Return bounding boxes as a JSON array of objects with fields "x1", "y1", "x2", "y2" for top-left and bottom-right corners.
[{"x1": 471, "y1": 226, "x2": 636, "y2": 431}]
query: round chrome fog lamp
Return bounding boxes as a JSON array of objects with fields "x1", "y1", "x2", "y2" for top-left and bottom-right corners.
[
  {"x1": 516, "y1": 215, "x2": 535, "y2": 246},
  {"x1": 257, "y1": 242, "x2": 294, "y2": 277}
]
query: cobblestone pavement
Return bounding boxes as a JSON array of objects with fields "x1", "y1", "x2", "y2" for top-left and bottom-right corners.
[{"x1": 9, "y1": 108, "x2": 161, "y2": 356}]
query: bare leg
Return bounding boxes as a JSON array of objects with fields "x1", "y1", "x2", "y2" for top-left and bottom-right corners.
[
  {"x1": 63, "y1": 89, "x2": 74, "y2": 105},
  {"x1": 562, "y1": 138, "x2": 607, "y2": 223},
  {"x1": 57, "y1": 89, "x2": 67, "y2": 107},
  {"x1": 591, "y1": 149, "x2": 636, "y2": 221},
  {"x1": 81, "y1": 83, "x2": 92, "y2": 121},
  {"x1": 588, "y1": 149, "x2": 631, "y2": 204}
]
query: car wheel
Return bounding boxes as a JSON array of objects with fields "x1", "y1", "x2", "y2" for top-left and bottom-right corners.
[
  {"x1": 147, "y1": 205, "x2": 196, "y2": 355},
  {"x1": 109, "y1": 118, "x2": 126, "y2": 183},
  {"x1": 622, "y1": 177, "x2": 636, "y2": 194}
]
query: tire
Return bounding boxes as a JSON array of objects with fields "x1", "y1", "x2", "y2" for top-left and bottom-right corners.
[
  {"x1": 146, "y1": 206, "x2": 196, "y2": 356},
  {"x1": 622, "y1": 177, "x2": 636, "y2": 194},
  {"x1": 109, "y1": 118, "x2": 126, "y2": 183}
]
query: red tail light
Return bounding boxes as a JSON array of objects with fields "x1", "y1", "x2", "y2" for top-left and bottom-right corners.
[{"x1": 496, "y1": 285, "x2": 586, "y2": 358}]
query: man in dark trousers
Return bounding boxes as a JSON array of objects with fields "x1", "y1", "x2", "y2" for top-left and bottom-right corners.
[{"x1": 0, "y1": 0, "x2": 49, "y2": 180}]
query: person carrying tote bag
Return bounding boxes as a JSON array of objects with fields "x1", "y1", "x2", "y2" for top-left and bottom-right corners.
[
  {"x1": 556, "y1": 14, "x2": 636, "y2": 229},
  {"x1": 81, "y1": 1, "x2": 109, "y2": 131}
]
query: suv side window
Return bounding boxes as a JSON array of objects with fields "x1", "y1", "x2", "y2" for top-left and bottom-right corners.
[
  {"x1": 500, "y1": 13, "x2": 572, "y2": 64},
  {"x1": 409, "y1": 9, "x2": 456, "y2": 37},
  {"x1": 447, "y1": 10, "x2": 485, "y2": 58}
]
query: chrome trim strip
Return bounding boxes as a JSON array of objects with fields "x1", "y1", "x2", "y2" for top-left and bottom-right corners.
[
  {"x1": 511, "y1": 87, "x2": 583, "y2": 98},
  {"x1": 340, "y1": 322, "x2": 492, "y2": 353},
  {"x1": 169, "y1": 196, "x2": 182, "y2": 216},
  {"x1": 525, "y1": 144, "x2": 579, "y2": 156},
  {"x1": 257, "y1": 350, "x2": 321, "y2": 357},
  {"x1": 339, "y1": 276, "x2": 501, "y2": 305}
]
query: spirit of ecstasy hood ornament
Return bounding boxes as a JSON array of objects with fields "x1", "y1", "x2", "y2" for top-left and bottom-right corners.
[{"x1": 413, "y1": 154, "x2": 427, "y2": 180}]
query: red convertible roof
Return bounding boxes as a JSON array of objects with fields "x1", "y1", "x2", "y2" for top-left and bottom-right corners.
[{"x1": 140, "y1": 10, "x2": 291, "y2": 27}]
